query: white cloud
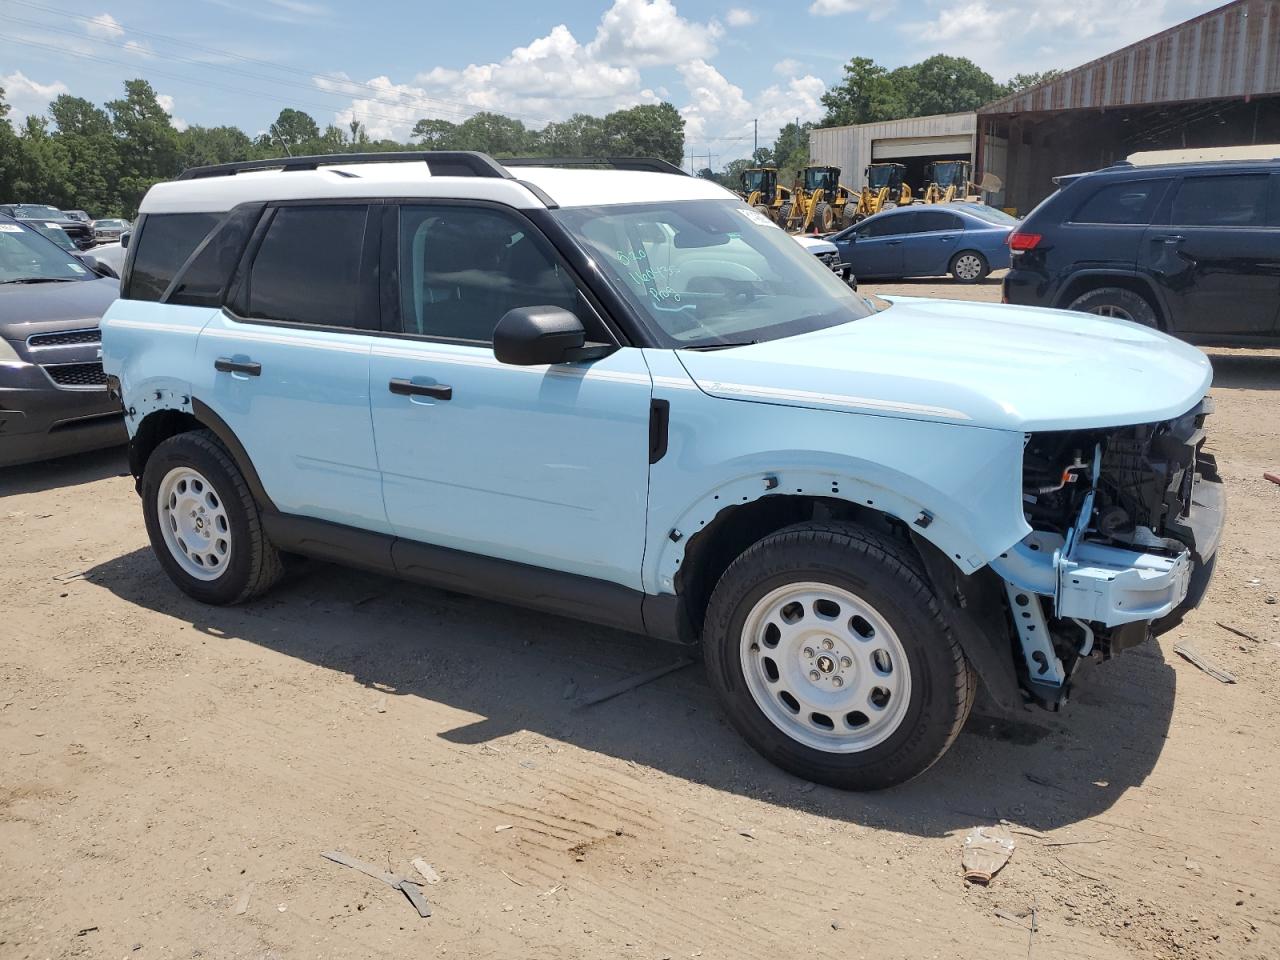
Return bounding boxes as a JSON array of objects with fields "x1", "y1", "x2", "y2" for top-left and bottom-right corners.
[
  {"x1": 1, "y1": 70, "x2": 70, "y2": 124},
  {"x1": 773, "y1": 57, "x2": 801, "y2": 76},
  {"x1": 808, "y1": 0, "x2": 875, "y2": 14},
  {"x1": 726, "y1": 7, "x2": 758, "y2": 26},
  {"x1": 86, "y1": 12, "x2": 124, "y2": 38},
  {"x1": 123, "y1": 38, "x2": 153, "y2": 57},
  {"x1": 587, "y1": 0, "x2": 722, "y2": 67}
]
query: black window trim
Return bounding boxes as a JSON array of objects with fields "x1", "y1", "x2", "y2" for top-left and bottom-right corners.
[
  {"x1": 160, "y1": 202, "x2": 265, "y2": 306},
  {"x1": 121, "y1": 210, "x2": 224, "y2": 301},
  {"x1": 379, "y1": 198, "x2": 623, "y2": 350}
]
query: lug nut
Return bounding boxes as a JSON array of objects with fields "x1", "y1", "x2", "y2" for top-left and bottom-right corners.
[
  {"x1": 809, "y1": 670, "x2": 820, "y2": 682},
  {"x1": 832, "y1": 676, "x2": 843, "y2": 688},
  {"x1": 803, "y1": 647, "x2": 815, "y2": 658},
  {"x1": 822, "y1": 639, "x2": 834, "y2": 651},
  {"x1": 841, "y1": 656, "x2": 852, "y2": 668}
]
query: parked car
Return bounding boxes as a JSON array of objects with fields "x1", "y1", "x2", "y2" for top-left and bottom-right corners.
[
  {"x1": 0, "y1": 203, "x2": 95, "y2": 249},
  {"x1": 793, "y1": 233, "x2": 852, "y2": 282},
  {"x1": 62, "y1": 209, "x2": 92, "y2": 224},
  {"x1": 1003, "y1": 159, "x2": 1280, "y2": 345},
  {"x1": 0, "y1": 214, "x2": 127, "y2": 467},
  {"x1": 29, "y1": 221, "x2": 77, "y2": 252},
  {"x1": 93, "y1": 218, "x2": 131, "y2": 242},
  {"x1": 826, "y1": 203, "x2": 1016, "y2": 282},
  {"x1": 102, "y1": 152, "x2": 1222, "y2": 790},
  {"x1": 89, "y1": 236, "x2": 128, "y2": 275}
]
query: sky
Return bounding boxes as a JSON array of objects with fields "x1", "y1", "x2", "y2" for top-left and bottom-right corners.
[{"x1": 1, "y1": 0, "x2": 1220, "y2": 165}]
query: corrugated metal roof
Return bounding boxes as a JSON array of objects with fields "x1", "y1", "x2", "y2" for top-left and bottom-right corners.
[{"x1": 980, "y1": 0, "x2": 1280, "y2": 114}]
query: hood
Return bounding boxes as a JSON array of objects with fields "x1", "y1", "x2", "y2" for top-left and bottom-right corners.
[
  {"x1": 676, "y1": 297, "x2": 1212, "y2": 432},
  {"x1": 0, "y1": 278, "x2": 120, "y2": 340},
  {"x1": 793, "y1": 235, "x2": 838, "y2": 255}
]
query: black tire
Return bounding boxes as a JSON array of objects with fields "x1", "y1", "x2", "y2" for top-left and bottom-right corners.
[
  {"x1": 141, "y1": 429, "x2": 283, "y2": 605},
  {"x1": 702, "y1": 521, "x2": 975, "y2": 791},
  {"x1": 778, "y1": 202, "x2": 793, "y2": 229},
  {"x1": 813, "y1": 201, "x2": 835, "y2": 232},
  {"x1": 949, "y1": 249, "x2": 989, "y2": 283},
  {"x1": 1066, "y1": 286, "x2": 1159, "y2": 327}
]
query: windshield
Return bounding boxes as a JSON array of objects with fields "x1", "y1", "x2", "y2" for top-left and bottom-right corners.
[
  {"x1": 930, "y1": 161, "x2": 968, "y2": 187},
  {"x1": 554, "y1": 199, "x2": 884, "y2": 348},
  {"x1": 962, "y1": 204, "x2": 1018, "y2": 225},
  {"x1": 804, "y1": 168, "x2": 837, "y2": 192},
  {"x1": 31, "y1": 222, "x2": 77, "y2": 251},
  {"x1": 866, "y1": 165, "x2": 900, "y2": 190},
  {"x1": 0, "y1": 221, "x2": 93, "y2": 282},
  {"x1": 13, "y1": 204, "x2": 66, "y2": 220},
  {"x1": 742, "y1": 170, "x2": 766, "y2": 191}
]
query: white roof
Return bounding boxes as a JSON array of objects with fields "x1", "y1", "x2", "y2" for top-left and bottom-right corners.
[{"x1": 139, "y1": 159, "x2": 737, "y2": 215}]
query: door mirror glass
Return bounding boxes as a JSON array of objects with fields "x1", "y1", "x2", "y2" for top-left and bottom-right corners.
[
  {"x1": 494, "y1": 305, "x2": 587, "y2": 365},
  {"x1": 120, "y1": 230, "x2": 131, "y2": 249}
]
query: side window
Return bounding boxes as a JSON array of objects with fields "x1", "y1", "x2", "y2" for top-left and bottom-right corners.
[
  {"x1": 863, "y1": 215, "x2": 910, "y2": 238},
  {"x1": 166, "y1": 204, "x2": 262, "y2": 307},
  {"x1": 396, "y1": 204, "x2": 578, "y2": 342},
  {"x1": 914, "y1": 210, "x2": 963, "y2": 232},
  {"x1": 1070, "y1": 179, "x2": 1168, "y2": 225},
  {"x1": 124, "y1": 212, "x2": 221, "y2": 301},
  {"x1": 1171, "y1": 175, "x2": 1271, "y2": 227},
  {"x1": 245, "y1": 205, "x2": 372, "y2": 328}
]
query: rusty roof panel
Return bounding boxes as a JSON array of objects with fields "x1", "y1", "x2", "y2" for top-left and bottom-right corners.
[{"x1": 980, "y1": 0, "x2": 1280, "y2": 114}]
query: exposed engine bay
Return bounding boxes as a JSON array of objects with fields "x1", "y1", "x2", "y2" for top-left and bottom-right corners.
[{"x1": 1011, "y1": 397, "x2": 1220, "y2": 698}]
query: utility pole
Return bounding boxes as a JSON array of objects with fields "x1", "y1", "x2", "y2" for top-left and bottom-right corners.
[{"x1": 753, "y1": 118, "x2": 758, "y2": 156}]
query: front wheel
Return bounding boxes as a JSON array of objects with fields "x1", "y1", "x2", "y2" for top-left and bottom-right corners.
[
  {"x1": 950, "y1": 250, "x2": 989, "y2": 283},
  {"x1": 703, "y1": 522, "x2": 974, "y2": 790}
]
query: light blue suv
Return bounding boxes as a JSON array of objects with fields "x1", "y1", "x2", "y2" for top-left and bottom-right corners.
[{"x1": 101, "y1": 153, "x2": 1224, "y2": 790}]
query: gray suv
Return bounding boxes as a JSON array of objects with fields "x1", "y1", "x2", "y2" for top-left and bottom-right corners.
[{"x1": 0, "y1": 215, "x2": 125, "y2": 467}]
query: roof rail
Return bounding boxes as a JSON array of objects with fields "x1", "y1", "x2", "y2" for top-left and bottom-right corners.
[
  {"x1": 499, "y1": 156, "x2": 689, "y2": 177},
  {"x1": 177, "y1": 150, "x2": 513, "y2": 181}
]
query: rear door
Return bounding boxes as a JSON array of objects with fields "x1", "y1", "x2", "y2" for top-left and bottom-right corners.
[
  {"x1": 192, "y1": 202, "x2": 389, "y2": 532},
  {"x1": 847, "y1": 213, "x2": 909, "y2": 278},
  {"x1": 1142, "y1": 171, "x2": 1280, "y2": 336},
  {"x1": 899, "y1": 209, "x2": 964, "y2": 276},
  {"x1": 1063, "y1": 177, "x2": 1172, "y2": 273}
]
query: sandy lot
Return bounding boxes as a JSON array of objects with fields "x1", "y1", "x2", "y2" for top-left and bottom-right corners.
[{"x1": 2, "y1": 278, "x2": 1278, "y2": 960}]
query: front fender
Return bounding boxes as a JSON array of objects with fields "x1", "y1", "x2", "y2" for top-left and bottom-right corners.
[{"x1": 641, "y1": 350, "x2": 1030, "y2": 594}]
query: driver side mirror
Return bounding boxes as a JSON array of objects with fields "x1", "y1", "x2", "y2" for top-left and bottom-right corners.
[
  {"x1": 493, "y1": 306, "x2": 614, "y2": 366},
  {"x1": 120, "y1": 230, "x2": 131, "y2": 249}
]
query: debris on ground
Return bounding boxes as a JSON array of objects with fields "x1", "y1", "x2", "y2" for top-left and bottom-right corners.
[
  {"x1": 1173, "y1": 641, "x2": 1237, "y2": 683},
  {"x1": 320, "y1": 850, "x2": 432, "y2": 918},
  {"x1": 962, "y1": 825, "x2": 1016, "y2": 884},
  {"x1": 76, "y1": 926, "x2": 98, "y2": 936},
  {"x1": 494, "y1": 824, "x2": 513, "y2": 832},
  {"x1": 233, "y1": 884, "x2": 252, "y2": 915},
  {"x1": 573, "y1": 658, "x2": 695, "y2": 708},
  {"x1": 1217, "y1": 621, "x2": 1261, "y2": 643},
  {"x1": 411, "y1": 858, "x2": 440, "y2": 884}
]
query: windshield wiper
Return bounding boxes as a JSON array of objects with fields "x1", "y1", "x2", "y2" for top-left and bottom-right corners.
[
  {"x1": 684, "y1": 339, "x2": 761, "y2": 351},
  {"x1": 0, "y1": 277, "x2": 78, "y2": 284}
]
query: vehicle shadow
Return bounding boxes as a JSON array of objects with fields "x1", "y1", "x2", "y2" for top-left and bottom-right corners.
[
  {"x1": 0, "y1": 445, "x2": 129, "y2": 497},
  {"x1": 86, "y1": 548, "x2": 1177, "y2": 837},
  {"x1": 1206, "y1": 351, "x2": 1280, "y2": 391}
]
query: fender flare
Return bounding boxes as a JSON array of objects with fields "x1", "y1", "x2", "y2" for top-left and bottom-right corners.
[
  {"x1": 189, "y1": 397, "x2": 277, "y2": 511},
  {"x1": 1056, "y1": 268, "x2": 1169, "y2": 322}
]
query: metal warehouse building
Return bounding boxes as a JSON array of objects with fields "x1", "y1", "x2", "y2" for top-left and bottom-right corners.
[
  {"x1": 979, "y1": 0, "x2": 1280, "y2": 212},
  {"x1": 808, "y1": 112, "x2": 977, "y2": 199},
  {"x1": 810, "y1": 0, "x2": 1280, "y2": 214}
]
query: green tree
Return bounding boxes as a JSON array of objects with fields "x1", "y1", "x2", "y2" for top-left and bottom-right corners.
[
  {"x1": 452, "y1": 111, "x2": 531, "y2": 155},
  {"x1": 270, "y1": 107, "x2": 320, "y2": 148},
  {"x1": 819, "y1": 57, "x2": 895, "y2": 127},
  {"x1": 1003, "y1": 69, "x2": 1063, "y2": 95},
  {"x1": 0, "y1": 86, "x2": 24, "y2": 201},
  {"x1": 107, "y1": 79, "x2": 179, "y2": 214},
  {"x1": 48, "y1": 95, "x2": 112, "y2": 138},
  {"x1": 771, "y1": 120, "x2": 813, "y2": 186},
  {"x1": 412, "y1": 117, "x2": 459, "y2": 149},
  {"x1": 897, "y1": 55, "x2": 1004, "y2": 116},
  {"x1": 178, "y1": 125, "x2": 254, "y2": 168},
  {"x1": 600, "y1": 102, "x2": 684, "y2": 165}
]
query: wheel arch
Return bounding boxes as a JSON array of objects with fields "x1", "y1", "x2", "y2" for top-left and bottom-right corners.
[
  {"x1": 1055, "y1": 270, "x2": 1167, "y2": 328},
  {"x1": 129, "y1": 397, "x2": 275, "y2": 511}
]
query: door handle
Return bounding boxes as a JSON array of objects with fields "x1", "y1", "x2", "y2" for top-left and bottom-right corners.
[
  {"x1": 214, "y1": 357, "x2": 261, "y2": 376},
  {"x1": 1154, "y1": 234, "x2": 1185, "y2": 244},
  {"x1": 887, "y1": 240, "x2": 903, "y2": 245},
  {"x1": 389, "y1": 378, "x2": 452, "y2": 401}
]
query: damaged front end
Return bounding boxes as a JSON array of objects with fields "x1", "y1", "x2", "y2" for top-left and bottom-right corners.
[{"x1": 991, "y1": 397, "x2": 1224, "y2": 708}]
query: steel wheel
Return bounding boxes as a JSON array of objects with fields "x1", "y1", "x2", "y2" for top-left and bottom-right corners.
[
  {"x1": 739, "y1": 581, "x2": 912, "y2": 753},
  {"x1": 952, "y1": 252, "x2": 984, "y2": 281},
  {"x1": 156, "y1": 466, "x2": 231, "y2": 581}
]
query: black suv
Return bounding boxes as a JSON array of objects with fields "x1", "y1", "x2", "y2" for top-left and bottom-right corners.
[
  {"x1": 0, "y1": 203, "x2": 95, "y2": 250},
  {"x1": 1003, "y1": 159, "x2": 1280, "y2": 345}
]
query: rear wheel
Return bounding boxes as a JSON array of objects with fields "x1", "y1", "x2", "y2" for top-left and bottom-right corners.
[
  {"x1": 1066, "y1": 286, "x2": 1159, "y2": 327},
  {"x1": 778, "y1": 202, "x2": 793, "y2": 229},
  {"x1": 813, "y1": 201, "x2": 835, "y2": 233},
  {"x1": 949, "y1": 250, "x2": 989, "y2": 283},
  {"x1": 141, "y1": 429, "x2": 283, "y2": 605},
  {"x1": 702, "y1": 522, "x2": 975, "y2": 790}
]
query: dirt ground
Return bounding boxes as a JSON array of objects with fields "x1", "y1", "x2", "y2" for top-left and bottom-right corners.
[{"x1": 3, "y1": 277, "x2": 1278, "y2": 960}]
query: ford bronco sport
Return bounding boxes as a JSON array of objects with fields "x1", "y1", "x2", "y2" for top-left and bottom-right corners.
[{"x1": 101, "y1": 152, "x2": 1224, "y2": 790}]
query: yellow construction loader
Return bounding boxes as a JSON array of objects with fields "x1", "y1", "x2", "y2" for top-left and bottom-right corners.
[
  {"x1": 853, "y1": 163, "x2": 913, "y2": 220},
  {"x1": 920, "y1": 160, "x2": 974, "y2": 204},
  {"x1": 739, "y1": 166, "x2": 791, "y2": 223},
  {"x1": 779, "y1": 165, "x2": 857, "y2": 233}
]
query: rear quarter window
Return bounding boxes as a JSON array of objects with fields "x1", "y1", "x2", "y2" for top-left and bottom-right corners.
[
  {"x1": 1069, "y1": 179, "x2": 1170, "y2": 225},
  {"x1": 124, "y1": 212, "x2": 222, "y2": 301}
]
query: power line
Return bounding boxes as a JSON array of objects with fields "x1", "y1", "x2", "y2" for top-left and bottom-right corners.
[{"x1": 5, "y1": 0, "x2": 555, "y2": 125}]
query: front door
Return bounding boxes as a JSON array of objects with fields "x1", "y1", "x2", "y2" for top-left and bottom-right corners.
[
  {"x1": 193, "y1": 202, "x2": 388, "y2": 532},
  {"x1": 1143, "y1": 172, "x2": 1280, "y2": 336},
  {"x1": 848, "y1": 213, "x2": 908, "y2": 278},
  {"x1": 368, "y1": 202, "x2": 653, "y2": 589},
  {"x1": 900, "y1": 209, "x2": 964, "y2": 276}
]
